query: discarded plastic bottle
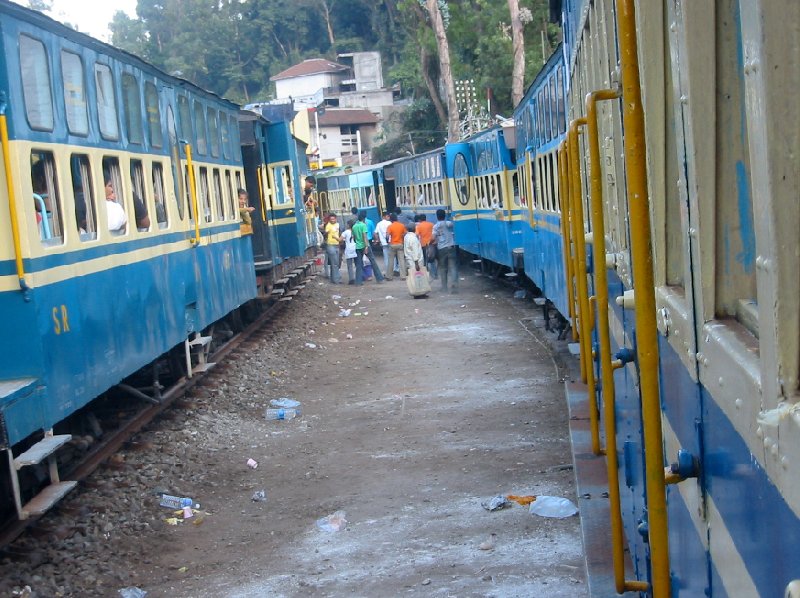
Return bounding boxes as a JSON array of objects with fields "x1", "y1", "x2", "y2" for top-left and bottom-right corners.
[
  {"x1": 265, "y1": 407, "x2": 299, "y2": 420},
  {"x1": 160, "y1": 494, "x2": 194, "y2": 510}
]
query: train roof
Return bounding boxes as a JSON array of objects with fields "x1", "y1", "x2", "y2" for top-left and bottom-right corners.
[
  {"x1": 514, "y1": 43, "x2": 565, "y2": 118},
  {"x1": 0, "y1": 0, "x2": 239, "y2": 110}
]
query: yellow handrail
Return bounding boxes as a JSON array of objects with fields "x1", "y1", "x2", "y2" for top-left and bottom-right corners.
[
  {"x1": 616, "y1": 1, "x2": 670, "y2": 595},
  {"x1": 184, "y1": 144, "x2": 201, "y2": 245},
  {"x1": 0, "y1": 103, "x2": 29, "y2": 293},
  {"x1": 586, "y1": 88, "x2": 649, "y2": 594},
  {"x1": 557, "y1": 144, "x2": 577, "y2": 338},
  {"x1": 568, "y1": 117, "x2": 601, "y2": 456},
  {"x1": 256, "y1": 165, "x2": 267, "y2": 221}
]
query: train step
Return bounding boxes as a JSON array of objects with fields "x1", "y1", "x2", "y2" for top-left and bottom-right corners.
[
  {"x1": 534, "y1": 297, "x2": 547, "y2": 306},
  {"x1": 13, "y1": 434, "x2": 72, "y2": 469},
  {"x1": 275, "y1": 277, "x2": 290, "y2": 286},
  {"x1": 21, "y1": 481, "x2": 77, "y2": 519},
  {"x1": 270, "y1": 288, "x2": 285, "y2": 296},
  {"x1": 188, "y1": 335, "x2": 212, "y2": 348},
  {"x1": 192, "y1": 362, "x2": 216, "y2": 373}
]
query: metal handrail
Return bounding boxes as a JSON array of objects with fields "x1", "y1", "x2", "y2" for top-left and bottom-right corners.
[
  {"x1": 568, "y1": 117, "x2": 602, "y2": 456},
  {"x1": 184, "y1": 144, "x2": 201, "y2": 245},
  {"x1": 586, "y1": 88, "x2": 649, "y2": 594},
  {"x1": 0, "y1": 98, "x2": 30, "y2": 294},
  {"x1": 557, "y1": 143, "x2": 577, "y2": 339},
  {"x1": 616, "y1": 0, "x2": 671, "y2": 595}
]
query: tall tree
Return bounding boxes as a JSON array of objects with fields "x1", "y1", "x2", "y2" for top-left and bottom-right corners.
[
  {"x1": 425, "y1": 0, "x2": 459, "y2": 141},
  {"x1": 508, "y1": 0, "x2": 525, "y2": 106}
]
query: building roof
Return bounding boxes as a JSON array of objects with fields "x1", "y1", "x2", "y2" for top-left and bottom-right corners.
[
  {"x1": 317, "y1": 109, "x2": 380, "y2": 126},
  {"x1": 271, "y1": 58, "x2": 350, "y2": 81}
]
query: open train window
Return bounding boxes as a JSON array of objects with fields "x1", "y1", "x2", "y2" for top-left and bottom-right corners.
[
  {"x1": 454, "y1": 153, "x2": 469, "y2": 206},
  {"x1": 183, "y1": 167, "x2": 194, "y2": 222},
  {"x1": 94, "y1": 64, "x2": 119, "y2": 141},
  {"x1": 70, "y1": 155, "x2": 96, "y2": 240},
  {"x1": 152, "y1": 163, "x2": 168, "y2": 227},
  {"x1": 198, "y1": 167, "x2": 212, "y2": 222},
  {"x1": 512, "y1": 172, "x2": 520, "y2": 207},
  {"x1": 130, "y1": 160, "x2": 150, "y2": 231},
  {"x1": 193, "y1": 102, "x2": 207, "y2": 155},
  {"x1": 122, "y1": 74, "x2": 143, "y2": 145},
  {"x1": 20, "y1": 36, "x2": 54, "y2": 131},
  {"x1": 102, "y1": 156, "x2": 126, "y2": 235},
  {"x1": 61, "y1": 51, "x2": 88, "y2": 136},
  {"x1": 208, "y1": 109, "x2": 220, "y2": 158},
  {"x1": 212, "y1": 169, "x2": 225, "y2": 221},
  {"x1": 145, "y1": 82, "x2": 163, "y2": 148},
  {"x1": 30, "y1": 151, "x2": 63, "y2": 245}
]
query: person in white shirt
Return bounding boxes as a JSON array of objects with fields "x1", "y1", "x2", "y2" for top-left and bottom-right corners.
[
  {"x1": 105, "y1": 178, "x2": 128, "y2": 232},
  {"x1": 341, "y1": 220, "x2": 358, "y2": 284},
  {"x1": 374, "y1": 211, "x2": 392, "y2": 274},
  {"x1": 403, "y1": 223, "x2": 424, "y2": 273}
]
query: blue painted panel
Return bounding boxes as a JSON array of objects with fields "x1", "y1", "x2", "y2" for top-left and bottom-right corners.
[{"x1": 667, "y1": 480, "x2": 711, "y2": 597}]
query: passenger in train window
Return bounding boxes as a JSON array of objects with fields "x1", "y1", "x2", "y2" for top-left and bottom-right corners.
[
  {"x1": 133, "y1": 193, "x2": 150, "y2": 229},
  {"x1": 238, "y1": 188, "x2": 255, "y2": 225},
  {"x1": 303, "y1": 175, "x2": 316, "y2": 215},
  {"x1": 104, "y1": 176, "x2": 128, "y2": 232}
]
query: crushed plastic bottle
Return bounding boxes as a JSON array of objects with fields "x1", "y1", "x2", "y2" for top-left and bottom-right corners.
[
  {"x1": 160, "y1": 494, "x2": 194, "y2": 510},
  {"x1": 265, "y1": 407, "x2": 299, "y2": 420}
]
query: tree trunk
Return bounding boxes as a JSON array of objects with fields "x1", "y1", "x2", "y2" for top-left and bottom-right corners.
[
  {"x1": 320, "y1": 0, "x2": 336, "y2": 48},
  {"x1": 508, "y1": 0, "x2": 525, "y2": 106},
  {"x1": 420, "y1": 45, "x2": 449, "y2": 132},
  {"x1": 425, "y1": 0, "x2": 459, "y2": 142}
]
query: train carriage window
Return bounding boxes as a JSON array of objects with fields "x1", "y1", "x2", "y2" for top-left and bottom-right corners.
[
  {"x1": 30, "y1": 151, "x2": 63, "y2": 244},
  {"x1": 184, "y1": 166, "x2": 195, "y2": 222},
  {"x1": 221, "y1": 115, "x2": 231, "y2": 160},
  {"x1": 556, "y1": 66, "x2": 566, "y2": 134},
  {"x1": 61, "y1": 51, "x2": 88, "y2": 136},
  {"x1": 70, "y1": 155, "x2": 96, "y2": 240},
  {"x1": 177, "y1": 96, "x2": 192, "y2": 144},
  {"x1": 152, "y1": 163, "x2": 168, "y2": 227},
  {"x1": 212, "y1": 169, "x2": 225, "y2": 220},
  {"x1": 225, "y1": 171, "x2": 235, "y2": 220},
  {"x1": 454, "y1": 153, "x2": 469, "y2": 206},
  {"x1": 198, "y1": 167, "x2": 212, "y2": 222},
  {"x1": 193, "y1": 102, "x2": 207, "y2": 155},
  {"x1": 512, "y1": 172, "x2": 520, "y2": 207},
  {"x1": 102, "y1": 156, "x2": 126, "y2": 235},
  {"x1": 165, "y1": 105, "x2": 184, "y2": 221},
  {"x1": 144, "y1": 82, "x2": 163, "y2": 148},
  {"x1": 129, "y1": 160, "x2": 151, "y2": 231},
  {"x1": 549, "y1": 153, "x2": 559, "y2": 213},
  {"x1": 94, "y1": 64, "x2": 119, "y2": 140},
  {"x1": 208, "y1": 109, "x2": 220, "y2": 158},
  {"x1": 235, "y1": 171, "x2": 243, "y2": 194},
  {"x1": 20, "y1": 36, "x2": 54, "y2": 131},
  {"x1": 122, "y1": 74, "x2": 143, "y2": 145}
]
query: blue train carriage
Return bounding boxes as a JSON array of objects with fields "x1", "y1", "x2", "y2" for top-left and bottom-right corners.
[
  {"x1": 513, "y1": 44, "x2": 569, "y2": 318},
  {"x1": 393, "y1": 148, "x2": 449, "y2": 227},
  {"x1": 260, "y1": 120, "x2": 313, "y2": 261},
  {"x1": 238, "y1": 110, "x2": 280, "y2": 286},
  {"x1": 347, "y1": 164, "x2": 388, "y2": 225},
  {"x1": 446, "y1": 127, "x2": 517, "y2": 268},
  {"x1": 562, "y1": 0, "x2": 800, "y2": 596},
  {"x1": 0, "y1": 0, "x2": 255, "y2": 518},
  {"x1": 316, "y1": 169, "x2": 352, "y2": 221}
]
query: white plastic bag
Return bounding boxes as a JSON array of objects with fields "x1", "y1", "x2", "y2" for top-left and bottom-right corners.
[{"x1": 529, "y1": 496, "x2": 578, "y2": 518}]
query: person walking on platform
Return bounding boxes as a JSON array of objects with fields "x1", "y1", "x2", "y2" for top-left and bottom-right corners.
[
  {"x1": 375, "y1": 211, "x2": 392, "y2": 274},
  {"x1": 353, "y1": 212, "x2": 384, "y2": 285},
  {"x1": 384, "y1": 214, "x2": 407, "y2": 281},
  {"x1": 415, "y1": 213, "x2": 436, "y2": 279},
  {"x1": 324, "y1": 214, "x2": 342, "y2": 284},
  {"x1": 432, "y1": 209, "x2": 457, "y2": 293}
]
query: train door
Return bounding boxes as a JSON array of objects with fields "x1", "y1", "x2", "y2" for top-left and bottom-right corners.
[{"x1": 448, "y1": 149, "x2": 480, "y2": 254}]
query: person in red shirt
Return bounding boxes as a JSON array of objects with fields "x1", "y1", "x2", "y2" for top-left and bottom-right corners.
[{"x1": 384, "y1": 213, "x2": 407, "y2": 280}]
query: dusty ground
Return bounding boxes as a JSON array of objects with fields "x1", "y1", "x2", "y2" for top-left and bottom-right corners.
[{"x1": 0, "y1": 259, "x2": 587, "y2": 597}]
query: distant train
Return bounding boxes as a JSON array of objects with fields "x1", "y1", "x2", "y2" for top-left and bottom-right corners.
[
  {"x1": 0, "y1": 0, "x2": 314, "y2": 522},
  {"x1": 315, "y1": 1, "x2": 800, "y2": 595}
]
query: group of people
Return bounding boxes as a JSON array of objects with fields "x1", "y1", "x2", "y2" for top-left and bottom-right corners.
[{"x1": 319, "y1": 206, "x2": 459, "y2": 294}]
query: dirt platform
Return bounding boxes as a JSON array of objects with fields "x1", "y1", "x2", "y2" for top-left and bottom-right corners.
[{"x1": 1, "y1": 261, "x2": 588, "y2": 597}]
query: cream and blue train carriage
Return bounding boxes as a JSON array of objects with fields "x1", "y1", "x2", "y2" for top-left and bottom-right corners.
[
  {"x1": 317, "y1": 163, "x2": 395, "y2": 225},
  {"x1": 446, "y1": 126, "x2": 519, "y2": 268},
  {"x1": 0, "y1": 0, "x2": 255, "y2": 518},
  {"x1": 558, "y1": 0, "x2": 800, "y2": 596},
  {"x1": 513, "y1": 45, "x2": 569, "y2": 317},
  {"x1": 393, "y1": 148, "x2": 449, "y2": 223},
  {"x1": 248, "y1": 116, "x2": 314, "y2": 262}
]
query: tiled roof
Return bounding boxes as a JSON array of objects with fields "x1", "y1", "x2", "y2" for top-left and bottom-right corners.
[
  {"x1": 317, "y1": 109, "x2": 379, "y2": 126},
  {"x1": 271, "y1": 59, "x2": 349, "y2": 81}
]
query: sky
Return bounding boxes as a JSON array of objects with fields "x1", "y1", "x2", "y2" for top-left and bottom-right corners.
[{"x1": 13, "y1": 0, "x2": 138, "y2": 42}]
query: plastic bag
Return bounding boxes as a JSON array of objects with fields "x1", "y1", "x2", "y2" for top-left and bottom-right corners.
[
  {"x1": 316, "y1": 510, "x2": 347, "y2": 532},
  {"x1": 406, "y1": 267, "x2": 431, "y2": 297},
  {"x1": 529, "y1": 496, "x2": 578, "y2": 518}
]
